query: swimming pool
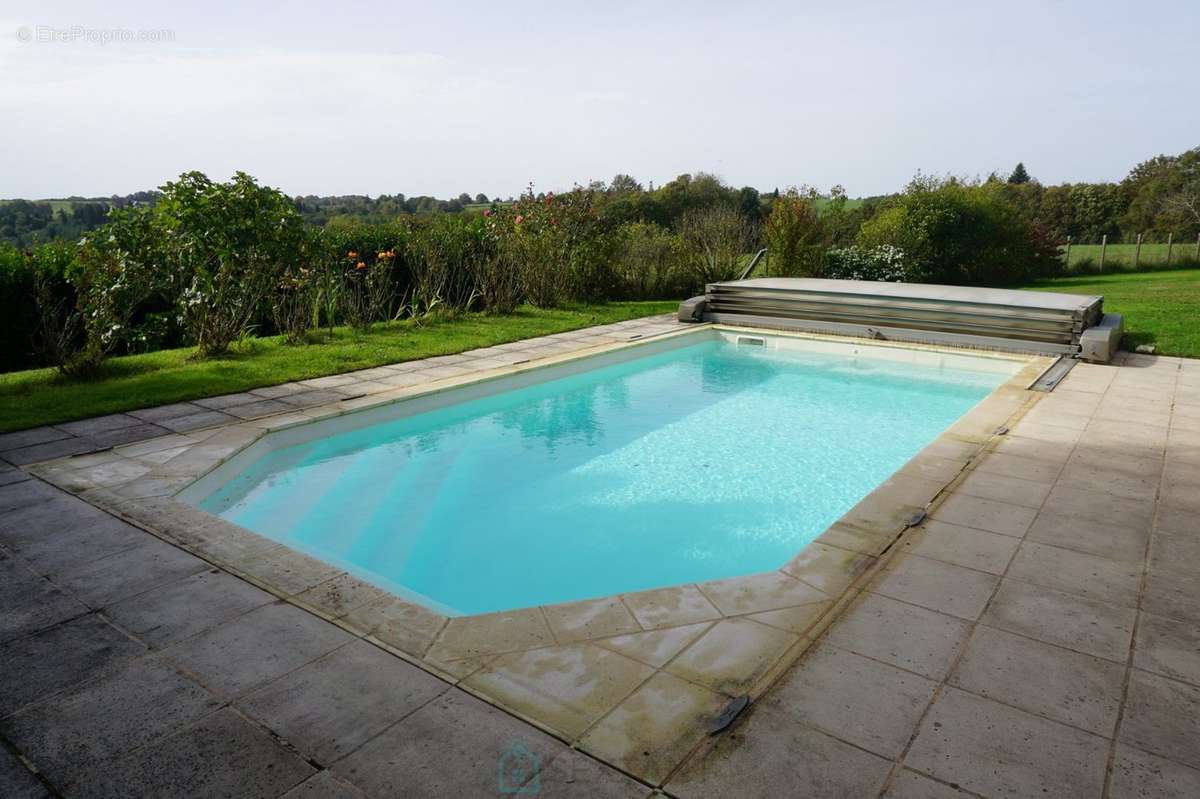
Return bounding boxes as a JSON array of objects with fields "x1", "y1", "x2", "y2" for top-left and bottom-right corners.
[{"x1": 189, "y1": 330, "x2": 1019, "y2": 615}]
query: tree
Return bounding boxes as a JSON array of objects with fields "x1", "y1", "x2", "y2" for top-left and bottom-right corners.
[
  {"x1": 608, "y1": 174, "x2": 643, "y2": 194},
  {"x1": 677, "y1": 206, "x2": 756, "y2": 290},
  {"x1": 1008, "y1": 163, "x2": 1032, "y2": 184},
  {"x1": 857, "y1": 176, "x2": 1060, "y2": 285},
  {"x1": 1121, "y1": 147, "x2": 1200, "y2": 238},
  {"x1": 763, "y1": 190, "x2": 828, "y2": 277},
  {"x1": 474, "y1": 193, "x2": 489, "y2": 204},
  {"x1": 737, "y1": 186, "x2": 763, "y2": 223},
  {"x1": 457, "y1": 193, "x2": 472, "y2": 205}
]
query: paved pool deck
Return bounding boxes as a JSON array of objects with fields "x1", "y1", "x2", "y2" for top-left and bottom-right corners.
[{"x1": 1, "y1": 317, "x2": 1198, "y2": 798}]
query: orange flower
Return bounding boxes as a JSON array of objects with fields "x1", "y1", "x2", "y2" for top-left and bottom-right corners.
[
  {"x1": 347, "y1": 250, "x2": 358, "y2": 259},
  {"x1": 356, "y1": 261, "x2": 367, "y2": 270}
]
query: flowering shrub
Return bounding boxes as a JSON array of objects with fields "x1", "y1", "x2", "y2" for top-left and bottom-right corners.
[
  {"x1": 272, "y1": 267, "x2": 315, "y2": 344},
  {"x1": 318, "y1": 221, "x2": 410, "y2": 334},
  {"x1": 60, "y1": 208, "x2": 163, "y2": 376},
  {"x1": 490, "y1": 188, "x2": 617, "y2": 307},
  {"x1": 339, "y1": 248, "x2": 398, "y2": 330},
  {"x1": 155, "y1": 172, "x2": 308, "y2": 356},
  {"x1": 823, "y1": 245, "x2": 911, "y2": 282},
  {"x1": 554, "y1": 190, "x2": 619, "y2": 302},
  {"x1": 271, "y1": 230, "x2": 322, "y2": 344}
]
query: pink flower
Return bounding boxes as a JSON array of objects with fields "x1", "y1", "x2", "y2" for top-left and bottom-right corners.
[{"x1": 515, "y1": 214, "x2": 524, "y2": 225}]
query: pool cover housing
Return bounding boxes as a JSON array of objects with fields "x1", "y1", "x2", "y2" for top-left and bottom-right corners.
[{"x1": 678, "y1": 278, "x2": 1119, "y2": 361}]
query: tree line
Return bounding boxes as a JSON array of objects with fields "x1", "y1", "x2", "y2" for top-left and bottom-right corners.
[
  {"x1": 4, "y1": 145, "x2": 1195, "y2": 249},
  {"x1": 1, "y1": 145, "x2": 1196, "y2": 375}
]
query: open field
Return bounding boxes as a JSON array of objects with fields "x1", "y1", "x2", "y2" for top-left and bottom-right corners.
[
  {"x1": 1022, "y1": 268, "x2": 1200, "y2": 357},
  {"x1": 1062, "y1": 242, "x2": 1200, "y2": 269},
  {"x1": 0, "y1": 199, "x2": 104, "y2": 214},
  {"x1": 813, "y1": 196, "x2": 866, "y2": 213},
  {"x1": 0, "y1": 301, "x2": 675, "y2": 433}
]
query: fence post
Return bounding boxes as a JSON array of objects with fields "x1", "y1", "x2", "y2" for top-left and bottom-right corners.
[
  {"x1": 1064, "y1": 236, "x2": 1072, "y2": 270},
  {"x1": 1166, "y1": 232, "x2": 1173, "y2": 267},
  {"x1": 1100, "y1": 234, "x2": 1107, "y2": 272},
  {"x1": 1195, "y1": 232, "x2": 1199, "y2": 260},
  {"x1": 1134, "y1": 233, "x2": 1143, "y2": 269}
]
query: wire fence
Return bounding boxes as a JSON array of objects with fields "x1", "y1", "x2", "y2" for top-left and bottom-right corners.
[{"x1": 1061, "y1": 233, "x2": 1200, "y2": 272}]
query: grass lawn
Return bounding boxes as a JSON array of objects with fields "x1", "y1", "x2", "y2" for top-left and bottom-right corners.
[
  {"x1": 0, "y1": 301, "x2": 675, "y2": 433},
  {"x1": 1021, "y1": 268, "x2": 1200, "y2": 357}
]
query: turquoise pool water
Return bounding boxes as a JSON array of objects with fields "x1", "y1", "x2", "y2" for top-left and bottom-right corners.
[{"x1": 198, "y1": 337, "x2": 1013, "y2": 615}]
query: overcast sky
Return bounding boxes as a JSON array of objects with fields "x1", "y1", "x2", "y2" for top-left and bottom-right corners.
[{"x1": 2, "y1": 0, "x2": 1197, "y2": 199}]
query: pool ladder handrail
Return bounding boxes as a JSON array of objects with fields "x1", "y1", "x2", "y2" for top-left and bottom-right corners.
[{"x1": 737, "y1": 248, "x2": 768, "y2": 281}]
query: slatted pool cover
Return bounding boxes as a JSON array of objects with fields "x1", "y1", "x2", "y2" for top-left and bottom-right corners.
[{"x1": 698, "y1": 278, "x2": 1103, "y2": 355}]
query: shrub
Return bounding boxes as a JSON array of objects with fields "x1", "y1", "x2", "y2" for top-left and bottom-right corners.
[
  {"x1": 66, "y1": 211, "x2": 163, "y2": 376},
  {"x1": 555, "y1": 191, "x2": 619, "y2": 302},
  {"x1": 492, "y1": 189, "x2": 617, "y2": 307},
  {"x1": 493, "y1": 194, "x2": 564, "y2": 308},
  {"x1": 614, "y1": 222, "x2": 685, "y2": 299},
  {"x1": 507, "y1": 214, "x2": 563, "y2": 307},
  {"x1": 0, "y1": 242, "x2": 75, "y2": 372},
  {"x1": 476, "y1": 215, "x2": 521, "y2": 313},
  {"x1": 409, "y1": 216, "x2": 482, "y2": 315},
  {"x1": 27, "y1": 243, "x2": 85, "y2": 375},
  {"x1": 856, "y1": 176, "x2": 1061, "y2": 285},
  {"x1": 318, "y1": 220, "x2": 410, "y2": 333},
  {"x1": 155, "y1": 172, "x2": 309, "y2": 356},
  {"x1": 763, "y1": 191, "x2": 829, "y2": 277},
  {"x1": 271, "y1": 231, "x2": 322, "y2": 344},
  {"x1": 823, "y1": 245, "x2": 910, "y2": 281},
  {"x1": 339, "y1": 248, "x2": 399, "y2": 330},
  {"x1": 677, "y1": 206, "x2": 756, "y2": 291}
]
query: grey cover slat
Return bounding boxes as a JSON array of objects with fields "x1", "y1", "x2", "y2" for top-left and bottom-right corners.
[{"x1": 695, "y1": 277, "x2": 1104, "y2": 354}]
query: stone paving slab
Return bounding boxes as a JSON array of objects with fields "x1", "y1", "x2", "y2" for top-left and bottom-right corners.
[
  {"x1": 163, "y1": 601, "x2": 356, "y2": 698},
  {"x1": 949, "y1": 624, "x2": 1125, "y2": 736},
  {"x1": 2, "y1": 325, "x2": 1199, "y2": 797},
  {"x1": 759, "y1": 643, "x2": 938, "y2": 759},
  {"x1": 668, "y1": 712, "x2": 894, "y2": 798},
  {"x1": 0, "y1": 657, "x2": 221, "y2": 788},
  {"x1": 905, "y1": 687, "x2": 1109, "y2": 799},
  {"x1": 0, "y1": 745, "x2": 50, "y2": 799},
  {"x1": 104, "y1": 568, "x2": 276, "y2": 647},
  {"x1": 334, "y1": 691, "x2": 585, "y2": 797},
  {"x1": 238, "y1": 639, "x2": 448, "y2": 764},
  {"x1": 0, "y1": 559, "x2": 89, "y2": 644},
  {"x1": 0, "y1": 614, "x2": 147, "y2": 717},
  {"x1": 82, "y1": 706, "x2": 317, "y2": 799}
]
